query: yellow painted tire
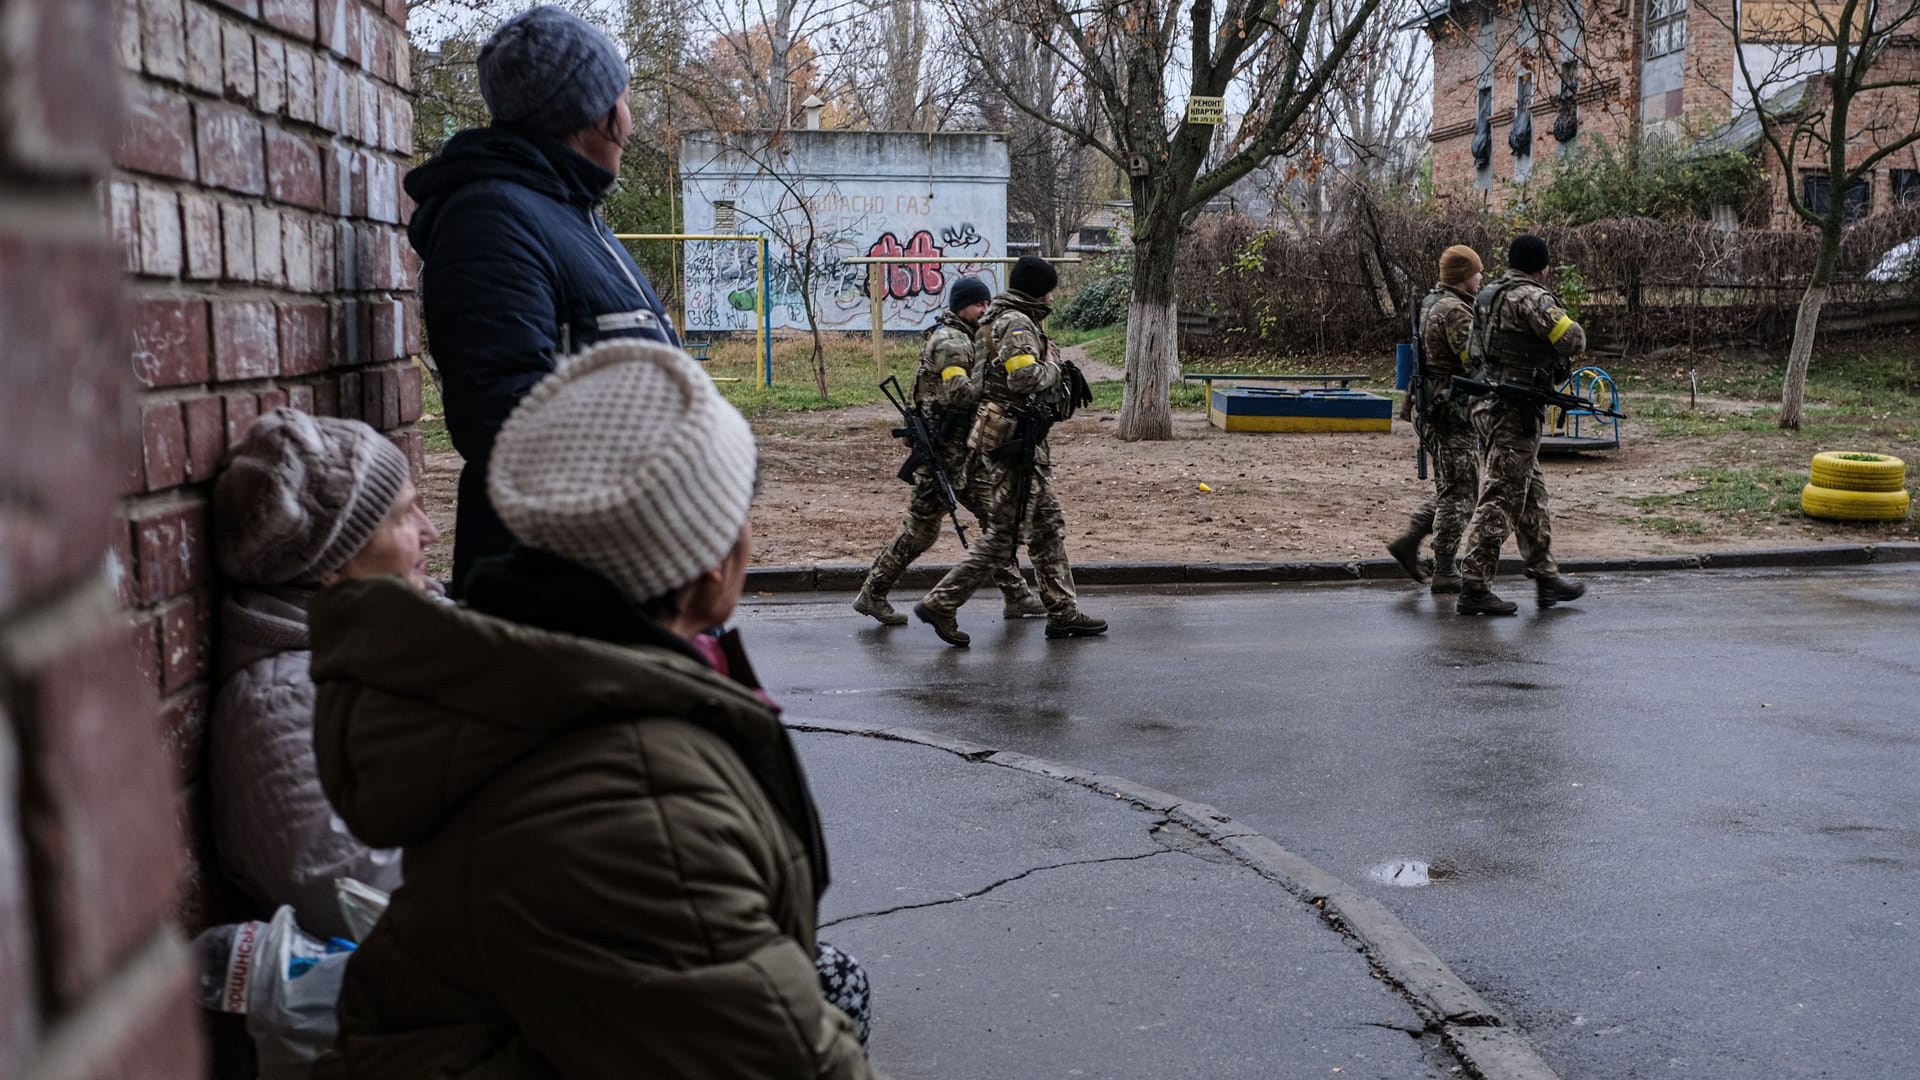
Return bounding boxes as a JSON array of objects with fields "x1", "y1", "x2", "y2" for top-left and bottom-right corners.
[
  {"x1": 1800, "y1": 483, "x2": 1911, "y2": 522},
  {"x1": 1809, "y1": 451, "x2": 1907, "y2": 492}
]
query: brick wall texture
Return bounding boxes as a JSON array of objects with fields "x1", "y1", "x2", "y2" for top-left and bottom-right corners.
[
  {"x1": 1, "y1": 2, "x2": 418, "y2": 1077},
  {"x1": 1426, "y1": 1, "x2": 1920, "y2": 220}
]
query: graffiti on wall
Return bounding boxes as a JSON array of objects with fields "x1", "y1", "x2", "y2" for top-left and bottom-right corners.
[{"x1": 681, "y1": 180, "x2": 1004, "y2": 332}]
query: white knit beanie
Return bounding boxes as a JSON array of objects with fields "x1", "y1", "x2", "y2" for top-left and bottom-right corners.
[{"x1": 487, "y1": 339, "x2": 757, "y2": 604}]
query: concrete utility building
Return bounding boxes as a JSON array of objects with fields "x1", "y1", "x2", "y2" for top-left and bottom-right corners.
[
  {"x1": 679, "y1": 129, "x2": 1010, "y2": 332},
  {"x1": 1410, "y1": 0, "x2": 1920, "y2": 221}
]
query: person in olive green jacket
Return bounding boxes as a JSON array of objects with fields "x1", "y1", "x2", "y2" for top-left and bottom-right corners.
[{"x1": 309, "y1": 338, "x2": 875, "y2": 1079}]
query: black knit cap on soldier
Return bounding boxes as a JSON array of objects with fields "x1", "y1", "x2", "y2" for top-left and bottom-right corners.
[
  {"x1": 1508, "y1": 234, "x2": 1550, "y2": 274},
  {"x1": 948, "y1": 275, "x2": 992, "y2": 310},
  {"x1": 1009, "y1": 255, "x2": 1058, "y2": 297}
]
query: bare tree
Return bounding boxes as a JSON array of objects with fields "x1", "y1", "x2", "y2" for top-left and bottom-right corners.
[
  {"x1": 1713, "y1": 0, "x2": 1920, "y2": 428},
  {"x1": 947, "y1": 0, "x2": 1387, "y2": 440},
  {"x1": 959, "y1": 21, "x2": 1106, "y2": 255}
]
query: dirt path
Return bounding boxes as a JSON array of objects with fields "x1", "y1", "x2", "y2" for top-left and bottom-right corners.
[{"x1": 418, "y1": 400, "x2": 1914, "y2": 578}]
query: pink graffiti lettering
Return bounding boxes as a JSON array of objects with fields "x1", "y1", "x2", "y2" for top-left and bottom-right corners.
[{"x1": 867, "y1": 231, "x2": 946, "y2": 300}]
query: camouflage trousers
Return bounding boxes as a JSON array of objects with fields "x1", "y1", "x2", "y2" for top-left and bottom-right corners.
[
  {"x1": 1460, "y1": 401, "x2": 1558, "y2": 588},
  {"x1": 1405, "y1": 406, "x2": 1479, "y2": 566},
  {"x1": 860, "y1": 462, "x2": 1030, "y2": 599},
  {"x1": 922, "y1": 455, "x2": 1078, "y2": 616}
]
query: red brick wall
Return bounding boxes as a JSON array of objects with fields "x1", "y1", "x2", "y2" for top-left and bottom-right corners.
[
  {"x1": 108, "y1": 0, "x2": 421, "y2": 956},
  {"x1": 0, "y1": 2, "x2": 207, "y2": 1076},
  {"x1": 1425, "y1": 2, "x2": 1642, "y2": 209}
]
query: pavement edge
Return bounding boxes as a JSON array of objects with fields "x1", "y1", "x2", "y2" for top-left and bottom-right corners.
[
  {"x1": 789, "y1": 718, "x2": 1562, "y2": 1080},
  {"x1": 749, "y1": 542, "x2": 1920, "y2": 592}
]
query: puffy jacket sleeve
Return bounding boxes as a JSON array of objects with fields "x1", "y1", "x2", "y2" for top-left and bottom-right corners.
[
  {"x1": 471, "y1": 727, "x2": 875, "y2": 1080},
  {"x1": 997, "y1": 317, "x2": 1059, "y2": 397},
  {"x1": 209, "y1": 655, "x2": 404, "y2": 940},
  {"x1": 418, "y1": 190, "x2": 563, "y2": 458}
]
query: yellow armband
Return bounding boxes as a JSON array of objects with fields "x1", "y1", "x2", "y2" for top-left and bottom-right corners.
[
  {"x1": 941, "y1": 366, "x2": 968, "y2": 381},
  {"x1": 1548, "y1": 315, "x2": 1575, "y2": 344},
  {"x1": 1004, "y1": 353, "x2": 1038, "y2": 373}
]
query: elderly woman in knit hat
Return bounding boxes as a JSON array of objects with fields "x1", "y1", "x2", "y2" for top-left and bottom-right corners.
[
  {"x1": 307, "y1": 340, "x2": 874, "y2": 1078},
  {"x1": 208, "y1": 409, "x2": 437, "y2": 940},
  {"x1": 1386, "y1": 244, "x2": 1484, "y2": 596},
  {"x1": 405, "y1": 4, "x2": 680, "y2": 598}
]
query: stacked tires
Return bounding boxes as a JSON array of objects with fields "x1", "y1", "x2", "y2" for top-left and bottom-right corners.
[{"x1": 1801, "y1": 452, "x2": 1910, "y2": 521}]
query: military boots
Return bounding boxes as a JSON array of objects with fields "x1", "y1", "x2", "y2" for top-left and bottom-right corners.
[
  {"x1": 1385, "y1": 530, "x2": 1431, "y2": 583},
  {"x1": 1457, "y1": 587, "x2": 1519, "y2": 616},
  {"x1": 853, "y1": 586, "x2": 909, "y2": 626},
  {"x1": 1044, "y1": 610, "x2": 1109, "y2": 639},
  {"x1": 913, "y1": 602, "x2": 971, "y2": 647},
  {"x1": 1429, "y1": 554, "x2": 1463, "y2": 596},
  {"x1": 1534, "y1": 572, "x2": 1587, "y2": 609}
]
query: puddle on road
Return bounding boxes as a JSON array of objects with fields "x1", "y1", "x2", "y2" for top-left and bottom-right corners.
[{"x1": 1368, "y1": 859, "x2": 1439, "y2": 886}]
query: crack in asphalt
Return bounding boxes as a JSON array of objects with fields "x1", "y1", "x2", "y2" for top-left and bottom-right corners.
[{"x1": 821, "y1": 849, "x2": 1184, "y2": 929}]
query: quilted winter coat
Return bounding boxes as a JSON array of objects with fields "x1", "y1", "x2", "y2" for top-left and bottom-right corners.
[
  {"x1": 404, "y1": 128, "x2": 680, "y2": 592},
  {"x1": 208, "y1": 588, "x2": 403, "y2": 940},
  {"x1": 308, "y1": 566, "x2": 873, "y2": 1080}
]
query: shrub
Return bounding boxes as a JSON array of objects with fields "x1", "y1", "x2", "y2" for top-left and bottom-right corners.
[
  {"x1": 1056, "y1": 254, "x2": 1132, "y2": 329},
  {"x1": 1530, "y1": 137, "x2": 1766, "y2": 226}
]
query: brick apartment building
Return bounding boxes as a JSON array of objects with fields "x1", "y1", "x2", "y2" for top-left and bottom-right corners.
[{"x1": 1413, "y1": 0, "x2": 1920, "y2": 222}]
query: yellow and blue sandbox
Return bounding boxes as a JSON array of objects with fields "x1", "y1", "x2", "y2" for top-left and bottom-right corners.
[{"x1": 1206, "y1": 385, "x2": 1394, "y2": 433}]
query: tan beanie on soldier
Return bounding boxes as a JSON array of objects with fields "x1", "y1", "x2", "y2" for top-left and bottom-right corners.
[{"x1": 1439, "y1": 245, "x2": 1483, "y2": 287}]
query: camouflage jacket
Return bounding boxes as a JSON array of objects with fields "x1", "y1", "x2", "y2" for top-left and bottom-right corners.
[
  {"x1": 1419, "y1": 284, "x2": 1475, "y2": 401},
  {"x1": 1470, "y1": 271, "x2": 1586, "y2": 384},
  {"x1": 915, "y1": 309, "x2": 981, "y2": 418},
  {"x1": 972, "y1": 291, "x2": 1059, "y2": 408}
]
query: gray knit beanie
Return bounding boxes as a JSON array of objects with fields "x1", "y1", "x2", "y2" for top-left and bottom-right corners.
[
  {"x1": 478, "y1": 5, "x2": 630, "y2": 137},
  {"x1": 488, "y1": 339, "x2": 758, "y2": 604},
  {"x1": 214, "y1": 409, "x2": 410, "y2": 587}
]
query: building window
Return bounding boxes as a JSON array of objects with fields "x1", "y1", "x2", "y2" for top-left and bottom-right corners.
[
  {"x1": 1646, "y1": 0, "x2": 1688, "y2": 58},
  {"x1": 1077, "y1": 227, "x2": 1115, "y2": 248},
  {"x1": 1894, "y1": 170, "x2": 1920, "y2": 206},
  {"x1": 713, "y1": 200, "x2": 737, "y2": 232},
  {"x1": 1804, "y1": 173, "x2": 1871, "y2": 221}
]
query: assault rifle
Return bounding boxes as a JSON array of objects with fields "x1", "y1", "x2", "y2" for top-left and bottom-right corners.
[
  {"x1": 879, "y1": 375, "x2": 969, "y2": 550},
  {"x1": 1449, "y1": 375, "x2": 1626, "y2": 419}
]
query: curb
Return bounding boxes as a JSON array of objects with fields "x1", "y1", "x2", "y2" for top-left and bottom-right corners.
[
  {"x1": 789, "y1": 717, "x2": 1561, "y2": 1080},
  {"x1": 749, "y1": 543, "x2": 1920, "y2": 592}
]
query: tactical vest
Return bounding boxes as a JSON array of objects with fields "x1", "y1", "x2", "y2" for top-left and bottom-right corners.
[{"x1": 1467, "y1": 276, "x2": 1563, "y2": 383}]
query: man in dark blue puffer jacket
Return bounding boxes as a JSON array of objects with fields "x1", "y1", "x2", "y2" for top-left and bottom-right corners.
[{"x1": 405, "y1": 5, "x2": 681, "y2": 595}]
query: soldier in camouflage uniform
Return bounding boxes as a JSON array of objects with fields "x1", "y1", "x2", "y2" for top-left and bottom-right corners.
[
  {"x1": 1387, "y1": 245, "x2": 1483, "y2": 596},
  {"x1": 853, "y1": 277, "x2": 1045, "y2": 625},
  {"x1": 1457, "y1": 235, "x2": 1589, "y2": 616},
  {"x1": 913, "y1": 256, "x2": 1107, "y2": 648}
]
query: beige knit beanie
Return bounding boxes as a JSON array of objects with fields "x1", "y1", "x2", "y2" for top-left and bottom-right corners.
[
  {"x1": 1439, "y1": 245, "x2": 1484, "y2": 286},
  {"x1": 488, "y1": 339, "x2": 757, "y2": 603},
  {"x1": 213, "y1": 409, "x2": 410, "y2": 586}
]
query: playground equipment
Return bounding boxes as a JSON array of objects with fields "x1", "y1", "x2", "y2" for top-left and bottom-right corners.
[
  {"x1": 613, "y1": 233, "x2": 772, "y2": 386},
  {"x1": 1541, "y1": 365, "x2": 1622, "y2": 453},
  {"x1": 1197, "y1": 376, "x2": 1394, "y2": 433},
  {"x1": 1801, "y1": 451, "x2": 1910, "y2": 521}
]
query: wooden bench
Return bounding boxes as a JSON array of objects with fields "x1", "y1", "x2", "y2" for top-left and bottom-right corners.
[{"x1": 1183, "y1": 372, "x2": 1370, "y2": 394}]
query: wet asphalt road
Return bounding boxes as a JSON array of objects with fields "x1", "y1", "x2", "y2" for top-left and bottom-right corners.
[{"x1": 737, "y1": 566, "x2": 1920, "y2": 1080}]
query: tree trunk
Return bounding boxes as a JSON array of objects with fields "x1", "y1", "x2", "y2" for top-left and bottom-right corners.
[
  {"x1": 1779, "y1": 222, "x2": 1842, "y2": 429},
  {"x1": 1116, "y1": 222, "x2": 1179, "y2": 441}
]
